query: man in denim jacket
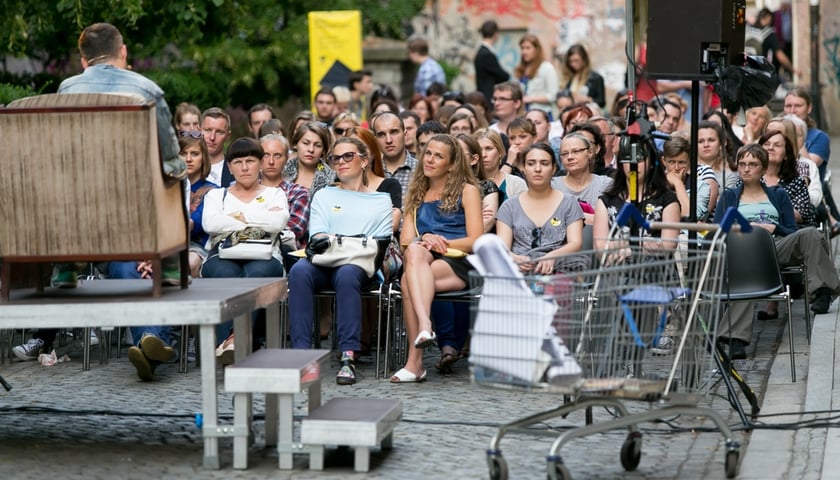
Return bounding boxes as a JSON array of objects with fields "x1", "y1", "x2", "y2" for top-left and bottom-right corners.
[{"x1": 59, "y1": 23, "x2": 187, "y2": 380}]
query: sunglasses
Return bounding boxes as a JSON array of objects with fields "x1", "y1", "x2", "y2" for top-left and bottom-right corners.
[
  {"x1": 326, "y1": 151, "x2": 364, "y2": 166},
  {"x1": 177, "y1": 130, "x2": 203, "y2": 138},
  {"x1": 531, "y1": 227, "x2": 542, "y2": 249},
  {"x1": 333, "y1": 126, "x2": 354, "y2": 137}
]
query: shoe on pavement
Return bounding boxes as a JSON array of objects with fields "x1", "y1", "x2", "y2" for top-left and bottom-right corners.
[
  {"x1": 729, "y1": 339, "x2": 748, "y2": 360},
  {"x1": 215, "y1": 333, "x2": 235, "y2": 366},
  {"x1": 139, "y1": 334, "x2": 176, "y2": 363},
  {"x1": 128, "y1": 346, "x2": 155, "y2": 381},
  {"x1": 650, "y1": 336, "x2": 675, "y2": 355},
  {"x1": 811, "y1": 287, "x2": 833, "y2": 314},
  {"x1": 336, "y1": 351, "x2": 357, "y2": 385},
  {"x1": 12, "y1": 338, "x2": 44, "y2": 361},
  {"x1": 50, "y1": 265, "x2": 78, "y2": 288}
]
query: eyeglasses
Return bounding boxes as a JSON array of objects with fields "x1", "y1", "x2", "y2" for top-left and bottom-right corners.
[
  {"x1": 333, "y1": 126, "x2": 354, "y2": 137},
  {"x1": 737, "y1": 162, "x2": 762, "y2": 170},
  {"x1": 177, "y1": 130, "x2": 203, "y2": 138},
  {"x1": 531, "y1": 227, "x2": 542, "y2": 249},
  {"x1": 326, "y1": 151, "x2": 365, "y2": 166},
  {"x1": 558, "y1": 147, "x2": 588, "y2": 159},
  {"x1": 492, "y1": 96, "x2": 514, "y2": 103}
]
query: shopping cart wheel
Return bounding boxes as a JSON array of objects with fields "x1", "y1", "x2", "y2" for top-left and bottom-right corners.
[
  {"x1": 546, "y1": 456, "x2": 572, "y2": 480},
  {"x1": 724, "y1": 449, "x2": 739, "y2": 478},
  {"x1": 620, "y1": 432, "x2": 642, "y2": 471},
  {"x1": 486, "y1": 451, "x2": 508, "y2": 480}
]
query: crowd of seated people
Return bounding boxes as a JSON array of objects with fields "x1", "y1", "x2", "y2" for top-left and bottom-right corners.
[{"x1": 11, "y1": 23, "x2": 840, "y2": 385}]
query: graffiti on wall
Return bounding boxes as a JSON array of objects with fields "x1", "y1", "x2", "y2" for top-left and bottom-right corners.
[{"x1": 825, "y1": 35, "x2": 840, "y2": 98}]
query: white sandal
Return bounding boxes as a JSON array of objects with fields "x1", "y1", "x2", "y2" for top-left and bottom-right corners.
[
  {"x1": 414, "y1": 330, "x2": 436, "y2": 349},
  {"x1": 390, "y1": 368, "x2": 428, "y2": 383}
]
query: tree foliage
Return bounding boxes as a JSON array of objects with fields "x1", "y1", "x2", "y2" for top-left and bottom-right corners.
[{"x1": 2, "y1": 0, "x2": 423, "y2": 106}]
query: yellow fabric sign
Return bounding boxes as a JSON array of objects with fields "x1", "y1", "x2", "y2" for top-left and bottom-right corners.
[{"x1": 308, "y1": 10, "x2": 362, "y2": 103}]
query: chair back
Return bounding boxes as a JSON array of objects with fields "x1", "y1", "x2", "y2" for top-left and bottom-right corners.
[{"x1": 723, "y1": 228, "x2": 786, "y2": 299}]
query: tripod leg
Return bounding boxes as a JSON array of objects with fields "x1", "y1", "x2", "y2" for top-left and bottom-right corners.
[
  {"x1": 0, "y1": 375, "x2": 11, "y2": 391},
  {"x1": 707, "y1": 336, "x2": 751, "y2": 427}
]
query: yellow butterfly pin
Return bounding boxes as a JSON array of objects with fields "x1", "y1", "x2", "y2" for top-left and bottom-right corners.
[{"x1": 549, "y1": 217, "x2": 561, "y2": 227}]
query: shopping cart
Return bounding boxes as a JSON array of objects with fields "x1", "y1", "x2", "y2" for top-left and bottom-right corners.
[{"x1": 469, "y1": 206, "x2": 751, "y2": 480}]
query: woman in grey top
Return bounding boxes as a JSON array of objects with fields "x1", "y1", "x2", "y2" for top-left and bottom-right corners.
[
  {"x1": 497, "y1": 143, "x2": 587, "y2": 274},
  {"x1": 551, "y1": 133, "x2": 613, "y2": 224}
]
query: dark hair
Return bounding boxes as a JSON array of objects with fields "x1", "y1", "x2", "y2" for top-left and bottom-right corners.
[
  {"x1": 521, "y1": 142, "x2": 558, "y2": 175},
  {"x1": 369, "y1": 84, "x2": 398, "y2": 114},
  {"x1": 456, "y1": 133, "x2": 488, "y2": 180},
  {"x1": 562, "y1": 44, "x2": 591, "y2": 80},
  {"x1": 697, "y1": 120, "x2": 736, "y2": 171},
  {"x1": 348, "y1": 69, "x2": 372, "y2": 90},
  {"x1": 447, "y1": 112, "x2": 476, "y2": 134},
  {"x1": 416, "y1": 120, "x2": 447, "y2": 140},
  {"x1": 398, "y1": 109, "x2": 421, "y2": 127},
  {"x1": 561, "y1": 103, "x2": 594, "y2": 132},
  {"x1": 225, "y1": 137, "x2": 263, "y2": 163},
  {"x1": 479, "y1": 20, "x2": 499, "y2": 39},
  {"x1": 248, "y1": 103, "x2": 275, "y2": 121},
  {"x1": 604, "y1": 140, "x2": 670, "y2": 202},
  {"x1": 314, "y1": 86, "x2": 336, "y2": 102},
  {"x1": 442, "y1": 91, "x2": 465, "y2": 104},
  {"x1": 371, "y1": 98, "x2": 400, "y2": 115},
  {"x1": 409, "y1": 94, "x2": 435, "y2": 119},
  {"x1": 289, "y1": 110, "x2": 316, "y2": 142},
  {"x1": 736, "y1": 143, "x2": 769, "y2": 170},
  {"x1": 435, "y1": 104, "x2": 457, "y2": 125},
  {"x1": 426, "y1": 82, "x2": 448, "y2": 97},
  {"x1": 179, "y1": 136, "x2": 211, "y2": 179},
  {"x1": 258, "y1": 118, "x2": 285, "y2": 138},
  {"x1": 759, "y1": 130, "x2": 798, "y2": 182},
  {"x1": 464, "y1": 91, "x2": 493, "y2": 124},
  {"x1": 78, "y1": 23, "x2": 122, "y2": 64},
  {"x1": 407, "y1": 38, "x2": 430, "y2": 55},
  {"x1": 569, "y1": 122, "x2": 607, "y2": 172},
  {"x1": 493, "y1": 80, "x2": 523, "y2": 102},
  {"x1": 291, "y1": 122, "x2": 331, "y2": 157},
  {"x1": 702, "y1": 110, "x2": 743, "y2": 161},
  {"x1": 333, "y1": 137, "x2": 370, "y2": 185}
]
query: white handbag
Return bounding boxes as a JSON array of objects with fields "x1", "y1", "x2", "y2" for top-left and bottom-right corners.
[{"x1": 309, "y1": 234, "x2": 386, "y2": 277}]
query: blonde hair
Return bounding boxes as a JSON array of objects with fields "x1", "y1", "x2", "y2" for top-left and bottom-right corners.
[{"x1": 404, "y1": 134, "x2": 479, "y2": 217}]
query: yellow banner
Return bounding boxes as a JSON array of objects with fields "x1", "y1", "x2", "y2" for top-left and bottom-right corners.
[{"x1": 308, "y1": 10, "x2": 362, "y2": 104}]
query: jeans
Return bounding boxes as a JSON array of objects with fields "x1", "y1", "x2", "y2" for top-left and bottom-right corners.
[
  {"x1": 201, "y1": 253, "x2": 285, "y2": 345},
  {"x1": 431, "y1": 301, "x2": 470, "y2": 350},
  {"x1": 108, "y1": 261, "x2": 173, "y2": 346},
  {"x1": 288, "y1": 259, "x2": 368, "y2": 352}
]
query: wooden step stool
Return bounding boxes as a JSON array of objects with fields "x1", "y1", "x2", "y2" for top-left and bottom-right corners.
[
  {"x1": 224, "y1": 348, "x2": 330, "y2": 469},
  {"x1": 301, "y1": 397, "x2": 402, "y2": 472}
]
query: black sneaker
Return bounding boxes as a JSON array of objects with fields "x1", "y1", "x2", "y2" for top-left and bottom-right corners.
[
  {"x1": 811, "y1": 288, "x2": 833, "y2": 314},
  {"x1": 729, "y1": 339, "x2": 748, "y2": 360}
]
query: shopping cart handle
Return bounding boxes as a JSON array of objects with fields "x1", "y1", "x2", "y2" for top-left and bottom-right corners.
[
  {"x1": 718, "y1": 207, "x2": 753, "y2": 234},
  {"x1": 615, "y1": 203, "x2": 650, "y2": 230}
]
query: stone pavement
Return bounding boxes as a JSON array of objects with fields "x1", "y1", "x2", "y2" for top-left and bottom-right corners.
[{"x1": 1, "y1": 140, "x2": 839, "y2": 480}]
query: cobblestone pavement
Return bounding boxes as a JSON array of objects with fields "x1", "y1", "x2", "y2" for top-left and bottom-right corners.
[{"x1": 0, "y1": 309, "x2": 786, "y2": 480}]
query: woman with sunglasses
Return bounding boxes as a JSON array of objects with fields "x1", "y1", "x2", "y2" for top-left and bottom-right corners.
[
  {"x1": 288, "y1": 137, "x2": 397, "y2": 385},
  {"x1": 497, "y1": 143, "x2": 587, "y2": 275},
  {"x1": 332, "y1": 112, "x2": 360, "y2": 141}
]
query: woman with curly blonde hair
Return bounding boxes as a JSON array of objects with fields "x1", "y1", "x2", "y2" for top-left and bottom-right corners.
[{"x1": 392, "y1": 134, "x2": 483, "y2": 383}]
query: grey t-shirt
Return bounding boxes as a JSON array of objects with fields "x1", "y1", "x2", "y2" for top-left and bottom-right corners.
[
  {"x1": 496, "y1": 194, "x2": 584, "y2": 259},
  {"x1": 551, "y1": 174, "x2": 613, "y2": 210}
]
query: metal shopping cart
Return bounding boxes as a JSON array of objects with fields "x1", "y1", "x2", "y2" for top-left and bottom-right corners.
[{"x1": 469, "y1": 207, "x2": 750, "y2": 480}]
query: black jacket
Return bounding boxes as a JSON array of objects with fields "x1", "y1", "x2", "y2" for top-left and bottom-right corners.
[{"x1": 474, "y1": 44, "x2": 510, "y2": 104}]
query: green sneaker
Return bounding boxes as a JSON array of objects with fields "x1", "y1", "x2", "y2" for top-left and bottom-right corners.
[
  {"x1": 50, "y1": 265, "x2": 78, "y2": 288},
  {"x1": 162, "y1": 266, "x2": 191, "y2": 286}
]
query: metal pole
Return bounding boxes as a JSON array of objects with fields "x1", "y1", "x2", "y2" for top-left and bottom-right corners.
[{"x1": 626, "y1": 0, "x2": 636, "y2": 92}]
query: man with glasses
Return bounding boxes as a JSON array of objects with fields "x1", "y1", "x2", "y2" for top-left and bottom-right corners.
[
  {"x1": 371, "y1": 111, "x2": 417, "y2": 202},
  {"x1": 201, "y1": 107, "x2": 233, "y2": 187},
  {"x1": 489, "y1": 81, "x2": 523, "y2": 135}
]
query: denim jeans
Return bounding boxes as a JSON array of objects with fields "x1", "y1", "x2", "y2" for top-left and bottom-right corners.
[
  {"x1": 201, "y1": 254, "x2": 285, "y2": 345},
  {"x1": 108, "y1": 261, "x2": 173, "y2": 347},
  {"x1": 288, "y1": 259, "x2": 368, "y2": 352},
  {"x1": 431, "y1": 301, "x2": 470, "y2": 350}
]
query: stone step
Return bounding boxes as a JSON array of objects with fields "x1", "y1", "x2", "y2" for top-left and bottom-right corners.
[{"x1": 301, "y1": 397, "x2": 402, "y2": 472}]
